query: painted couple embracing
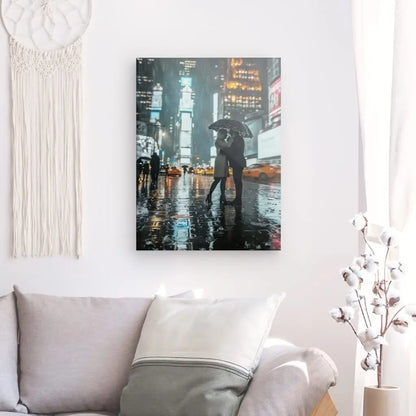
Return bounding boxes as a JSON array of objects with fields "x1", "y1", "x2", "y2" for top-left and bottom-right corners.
[{"x1": 206, "y1": 128, "x2": 246, "y2": 207}]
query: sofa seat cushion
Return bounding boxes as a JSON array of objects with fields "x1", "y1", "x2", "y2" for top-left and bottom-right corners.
[
  {"x1": 238, "y1": 339, "x2": 338, "y2": 416},
  {"x1": 14, "y1": 287, "x2": 152, "y2": 414},
  {"x1": 0, "y1": 293, "x2": 26, "y2": 413}
]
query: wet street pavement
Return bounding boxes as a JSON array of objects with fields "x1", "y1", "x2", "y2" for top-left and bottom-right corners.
[{"x1": 136, "y1": 174, "x2": 281, "y2": 250}]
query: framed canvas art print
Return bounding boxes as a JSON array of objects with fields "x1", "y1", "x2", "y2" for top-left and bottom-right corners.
[{"x1": 136, "y1": 58, "x2": 281, "y2": 250}]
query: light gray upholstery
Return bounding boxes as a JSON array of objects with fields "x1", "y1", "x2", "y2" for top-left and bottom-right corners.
[
  {"x1": 238, "y1": 341, "x2": 337, "y2": 416},
  {"x1": 0, "y1": 414, "x2": 114, "y2": 416},
  {"x1": 14, "y1": 287, "x2": 152, "y2": 414},
  {"x1": 0, "y1": 294, "x2": 26, "y2": 413}
]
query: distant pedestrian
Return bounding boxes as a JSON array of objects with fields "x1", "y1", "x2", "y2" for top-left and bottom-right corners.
[
  {"x1": 136, "y1": 158, "x2": 143, "y2": 186},
  {"x1": 206, "y1": 128, "x2": 233, "y2": 205},
  {"x1": 150, "y1": 152, "x2": 160, "y2": 186},
  {"x1": 182, "y1": 165, "x2": 187, "y2": 175},
  {"x1": 143, "y1": 162, "x2": 150, "y2": 183},
  {"x1": 221, "y1": 130, "x2": 246, "y2": 206}
]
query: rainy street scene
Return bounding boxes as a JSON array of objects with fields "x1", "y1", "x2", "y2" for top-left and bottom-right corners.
[{"x1": 136, "y1": 58, "x2": 281, "y2": 250}]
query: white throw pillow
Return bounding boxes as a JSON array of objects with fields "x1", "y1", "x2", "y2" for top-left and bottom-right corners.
[{"x1": 120, "y1": 294, "x2": 285, "y2": 416}]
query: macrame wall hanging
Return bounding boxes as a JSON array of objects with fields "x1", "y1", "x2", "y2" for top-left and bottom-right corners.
[{"x1": 1, "y1": 0, "x2": 91, "y2": 257}]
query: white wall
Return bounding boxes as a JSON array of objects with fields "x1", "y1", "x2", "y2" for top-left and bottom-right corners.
[{"x1": 0, "y1": 0, "x2": 358, "y2": 414}]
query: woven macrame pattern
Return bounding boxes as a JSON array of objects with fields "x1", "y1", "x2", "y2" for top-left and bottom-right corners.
[
  {"x1": 9, "y1": 38, "x2": 83, "y2": 257},
  {"x1": 10, "y1": 37, "x2": 82, "y2": 76},
  {"x1": 2, "y1": 0, "x2": 90, "y2": 50}
]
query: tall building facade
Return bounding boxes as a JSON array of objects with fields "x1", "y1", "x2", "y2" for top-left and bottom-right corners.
[
  {"x1": 267, "y1": 58, "x2": 281, "y2": 126},
  {"x1": 136, "y1": 58, "x2": 156, "y2": 132},
  {"x1": 178, "y1": 81, "x2": 194, "y2": 165},
  {"x1": 175, "y1": 60, "x2": 197, "y2": 165},
  {"x1": 223, "y1": 58, "x2": 267, "y2": 121}
]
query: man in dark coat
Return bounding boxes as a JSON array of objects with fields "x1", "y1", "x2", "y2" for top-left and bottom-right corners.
[
  {"x1": 150, "y1": 152, "x2": 160, "y2": 185},
  {"x1": 221, "y1": 131, "x2": 246, "y2": 206}
]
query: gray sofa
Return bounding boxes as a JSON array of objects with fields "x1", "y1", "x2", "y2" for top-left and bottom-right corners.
[{"x1": 0, "y1": 289, "x2": 337, "y2": 416}]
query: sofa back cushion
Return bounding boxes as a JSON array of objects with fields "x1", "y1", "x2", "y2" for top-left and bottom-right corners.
[
  {"x1": 14, "y1": 286, "x2": 152, "y2": 414},
  {"x1": 0, "y1": 293, "x2": 23, "y2": 412}
]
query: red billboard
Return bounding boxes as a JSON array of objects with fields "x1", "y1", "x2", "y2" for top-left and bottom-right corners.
[{"x1": 269, "y1": 77, "x2": 281, "y2": 122}]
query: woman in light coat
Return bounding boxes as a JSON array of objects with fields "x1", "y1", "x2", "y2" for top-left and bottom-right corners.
[{"x1": 206, "y1": 128, "x2": 233, "y2": 205}]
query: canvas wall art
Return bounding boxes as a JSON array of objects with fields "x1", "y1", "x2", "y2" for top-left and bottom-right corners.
[{"x1": 136, "y1": 58, "x2": 281, "y2": 250}]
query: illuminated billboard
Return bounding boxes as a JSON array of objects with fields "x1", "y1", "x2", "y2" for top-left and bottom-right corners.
[
  {"x1": 180, "y1": 77, "x2": 192, "y2": 87},
  {"x1": 180, "y1": 147, "x2": 191, "y2": 156},
  {"x1": 151, "y1": 84, "x2": 163, "y2": 110},
  {"x1": 269, "y1": 77, "x2": 281, "y2": 123},
  {"x1": 150, "y1": 111, "x2": 160, "y2": 120},
  {"x1": 181, "y1": 112, "x2": 192, "y2": 131},
  {"x1": 180, "y1": 131, "x2": 191, "y2": 147},
  {"x1": 244, "y1": 117, "x2": 263, "y2": 156},
  {"x1": 179, "y1": 86, "x2": 194, "y2": 112},
  {"x1": 258, "y1": 126, "x2": 281, "y2": 159}
]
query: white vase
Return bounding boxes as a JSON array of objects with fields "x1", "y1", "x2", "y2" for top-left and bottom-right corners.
[{"x1": 363, "y1": 386, "x2": 400, "y2": 416}]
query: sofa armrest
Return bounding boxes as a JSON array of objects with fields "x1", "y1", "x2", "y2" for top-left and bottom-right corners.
[{"x1": 238, "y1": 340, "x2": 338, "y2": 416}]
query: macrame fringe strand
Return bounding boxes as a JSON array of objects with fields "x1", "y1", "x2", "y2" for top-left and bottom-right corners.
[{"x1": 10, "y1": 38, "x2": 82, "y2": 257}]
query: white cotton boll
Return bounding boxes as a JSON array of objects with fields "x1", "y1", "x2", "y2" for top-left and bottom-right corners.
[
  {"x1": 351, "y1": 213, "x2": 368, "y2": 231},
  {"x1": 371, "y1": 298, "x2": 386, "y2": 315},
  {"x1": 353, "y1": 256, "x2": 366, "y2": 268},
  {"x1": 356, "y1": 268, "x2": 368, "y2": 282},
  {"x1": 364, "y1": 255, "x2": 379, "y2": 273},
  {"x1": 370, "y1": 335, "x2": 387, "y2": 350},
  {"x1": 340, "y1": 268, "x2": 360, "y2": 288},
  {"x1": 340, "y1": 267, "x2": 352, "y2": 278},
  {"x1": 341, "y1": 306, "x2": 355, "y2": 321},
  {"x1": 361, "y1": 353, "x2": 378, "y2": 371},
  {"x1": 358, "y1": 327, "x2": 387, "y2": 352},
  {"x1": 379, "y1": 227, "x2": 400, "y2": 247},
  {"x1": 388, "y1": 262, "x2": 406, "y2": 280},
  {"x1": 329, "y1": 306, "x2": 355, "y2": 323},
  {"x1": 329, "y1": 308, "x2": 342, "y2": 322},
  {"x1": 349, "y1": 265, "x2": 367, "y2": 282},
  {"x1": 346, "y1": 273, "x2": 360, "y2": 288},
  {"x1": 346, "y1": 290, "x2": 361, "y2": 309},
  {"x1": 392, "y1": 316, "x2": 410, "y2": 334},
  {"x1": 365, "y1": 327, "x2": 378, "y2": 340}
]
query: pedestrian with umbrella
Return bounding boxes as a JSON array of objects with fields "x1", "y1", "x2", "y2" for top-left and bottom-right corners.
[
  {"x1": 209, "y1": 119, "x2": 251, "y2": 206},
  {"x1": 205, "y1": 128, "x2": 233, "y2": 205}
]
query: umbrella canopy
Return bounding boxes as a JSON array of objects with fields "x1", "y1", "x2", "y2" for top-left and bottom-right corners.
[{"x1": 208, "y1": 119, "x2": 253, "y2": 138}]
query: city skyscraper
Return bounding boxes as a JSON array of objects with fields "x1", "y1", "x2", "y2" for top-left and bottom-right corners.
[
  {"x1": 223, "y1": 58, "x2": 267, "y2": 121},
  {"x1": 176, "y1": 60, "x2": 197, "y2": 164},
  {"x1": 136, "y1": 58, "x2": 156, "y2": 132},
  {"x1": 267, "y1": 58, "x2": 281, "y2": 126}
]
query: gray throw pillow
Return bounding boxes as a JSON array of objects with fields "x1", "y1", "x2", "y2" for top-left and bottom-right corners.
[
  {"x1": 0, "y1": 293, "x2": 26, "y2": 412},
  {"x1": 14, "y1": 286, "x2": 152, "y2": 414}
]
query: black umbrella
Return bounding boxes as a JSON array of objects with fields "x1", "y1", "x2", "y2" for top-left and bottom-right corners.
[{"x1": 208, "y1": 119, "x2": 253, "y2": 138}]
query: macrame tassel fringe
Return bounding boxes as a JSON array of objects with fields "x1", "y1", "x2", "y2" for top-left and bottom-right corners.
[{"x1": 10, "y1": 38, "x2": 83, "y2": 257}]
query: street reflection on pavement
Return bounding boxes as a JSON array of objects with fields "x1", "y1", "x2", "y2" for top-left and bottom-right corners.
[{"x1": 136, "y1": 174, "x2": 281, "y2": 250}]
